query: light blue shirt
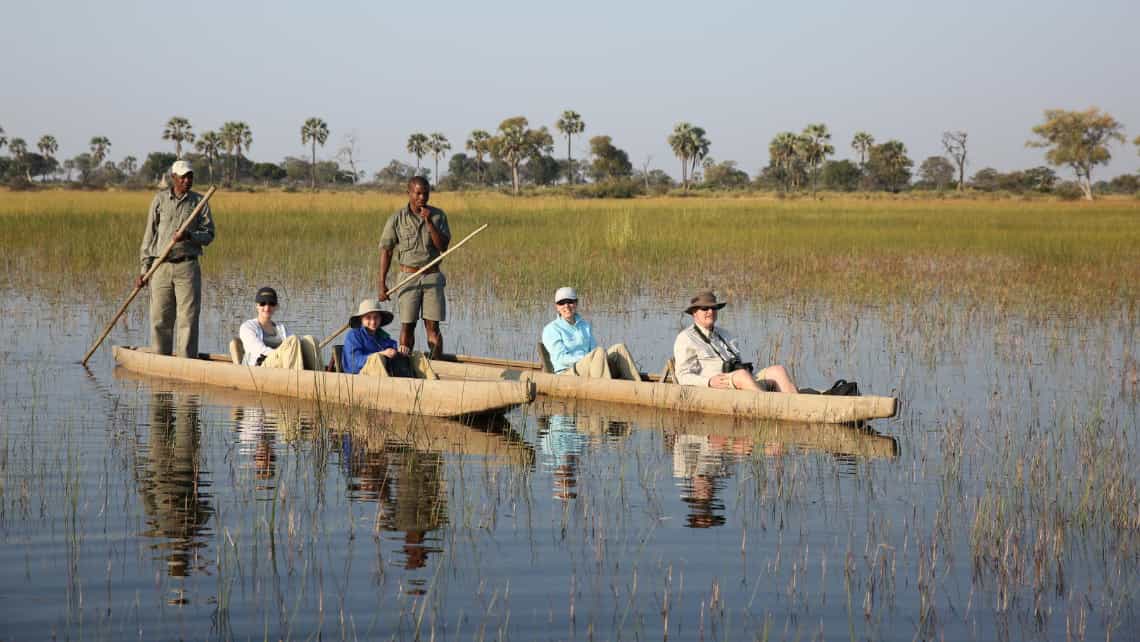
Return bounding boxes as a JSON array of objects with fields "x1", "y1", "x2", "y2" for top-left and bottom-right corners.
[{"x1": 541, "y1": 314, "x2": 597, "y2": 373}]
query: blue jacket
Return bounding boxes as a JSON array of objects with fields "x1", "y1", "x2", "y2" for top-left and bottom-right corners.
[
  {"x1": 541, "y1": 314, "x2": 597, "y2": 373},
  {"x1": 343, "y1": 326, "x2": 398, "y2": 374}
]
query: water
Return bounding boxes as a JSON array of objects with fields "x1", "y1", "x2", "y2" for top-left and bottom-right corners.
[{"x1": 1, "y1": 287, "x2": 1136, "y2": 641}]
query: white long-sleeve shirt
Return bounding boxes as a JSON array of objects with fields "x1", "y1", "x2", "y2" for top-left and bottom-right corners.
[
  {"x1": 238, "y1": 318, "x2": 290, "y2": 365},
  {"x1": 673, "y1": 324, "x2": 743, "y2": 387}
]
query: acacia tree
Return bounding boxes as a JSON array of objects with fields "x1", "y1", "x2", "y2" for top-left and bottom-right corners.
[
  {"x1": 490, "y1": 117, "x2": 553, "y2": 195},
  {"x1": 194, "y1": 130, "x2": 222, "y2": 184},
  {"x1": 406, "y1": 133, "x2": 429, "y2": 173},
  {"x1": 667, "y1": 122, "x2": 711, "y2": 190},
  {"x1": 799, "y1": 123, "x2": 834, "y2": 195},
  {"x1": 851, "y1": 131, "x2": 874, "y2": 170},
  {"x1": 942, "y1": 130, "x2": 968, "y2": 191},
  {"x1": 555, "y1": 110, "x2": 585, "y2": 184},
  {"x1": 37, "y1": 135, "x2": 59, "y2": 181},
  {"x1": 427, "y1": 133, "x2": 451, "y2": 185},
  {"x1": 465, "y1": 129, "x2": 492, "y2": 185},
  {"x1": 301, "y1": 117, "x2": 330, "y2": 189},
  {"x1": 163, "y1": 116, "x2": 195, "y2": 158},
  {"x1": 1027, "y1": 108, "x2": 1125, "y2": 201}
]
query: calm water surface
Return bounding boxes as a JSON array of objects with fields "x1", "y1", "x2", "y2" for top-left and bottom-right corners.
[{"x1": 1, "y1": 284, "x2": 1136, "y2": 641}]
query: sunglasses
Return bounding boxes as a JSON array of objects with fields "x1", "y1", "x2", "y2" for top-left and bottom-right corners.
[
  {"x1": 556, "y1": 300, "x2": 577, "y2": 306},
  {"x1": 694, "y1": 306, "x2": 717, "y2": 312},
  {"x1": 257, "y1": 301, "x2": 277, "y2": 307}
]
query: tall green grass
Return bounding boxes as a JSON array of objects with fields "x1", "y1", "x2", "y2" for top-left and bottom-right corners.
[{"x1": 1, "y1": 190, "x2": 1137, "y2": 314}]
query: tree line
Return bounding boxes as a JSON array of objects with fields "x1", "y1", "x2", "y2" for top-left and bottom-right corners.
[{"x1": 1, "y1": 108, "x2": 1137, "y2": 200}]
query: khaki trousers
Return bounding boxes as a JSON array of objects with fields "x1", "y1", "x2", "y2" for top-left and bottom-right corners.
[
  {"x1": 564, "y1": 344, "x2": 639, "y2": 380},
  {"x1": 359, "y1": 352, "x2": 439, "y2": 379},
  {"x1": 149, "y1": 259, "x2": 201, "y2": 358},
  {"x1": 262, "y1": 335, "x2": 321, "y2": 370}
]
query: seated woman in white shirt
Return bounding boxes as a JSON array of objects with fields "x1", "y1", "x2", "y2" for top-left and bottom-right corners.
[
  {"x1": 672, "y1": 289, "x2": 796, "y2": 392},
  {"x1": 238, "y1": 287, "x2": 320, "y2": 370}
]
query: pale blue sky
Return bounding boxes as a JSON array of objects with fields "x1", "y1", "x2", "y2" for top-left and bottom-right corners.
[{"x1": 4, "y1": 0, "x2": 1138, "y2": 180}]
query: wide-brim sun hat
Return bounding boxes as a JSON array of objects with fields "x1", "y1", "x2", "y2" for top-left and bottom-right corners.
[
  {"x1": 684, "y1": 289, "x2": 728, "y2": 315},
  {"x1": 349, "y1": 298, "x2": 394, "y2": 328},
  {"x1": 554, "y1": 286, "x2": 578, "y2": 304}
]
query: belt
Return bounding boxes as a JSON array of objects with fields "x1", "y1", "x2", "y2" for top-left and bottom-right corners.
[
  {"x1": 399, "y1": 264, "x2": 438, "y2": 274},
  {"x1": 165, "y1": 256, "x2": 197, "y2": 264}
]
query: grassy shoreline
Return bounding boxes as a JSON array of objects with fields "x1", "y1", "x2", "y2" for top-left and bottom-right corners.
[{"x1": 2, "y1": 191, "x2": 1137, "y2": 315}]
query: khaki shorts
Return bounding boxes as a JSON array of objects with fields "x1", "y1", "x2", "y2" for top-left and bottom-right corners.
[{"x1": 388, "y1": 270, "x2": 446, "y2": 323}]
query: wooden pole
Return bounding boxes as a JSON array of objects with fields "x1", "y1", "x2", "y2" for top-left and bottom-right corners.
[
  {"x1": 81, "y1": 186, "x2": 217, "y2": 366},
  {"x1": 318, "y1": 223, "x2": 488, "y2": 349}
]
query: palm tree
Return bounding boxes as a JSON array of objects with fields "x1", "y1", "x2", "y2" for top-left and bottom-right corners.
[
  {"x1": 465, "y1": 129, "x2": 492, "y2": 185},
  {"x1": 194, "y1": 130, "x2": 222, "y2": 184},
  {"x1": 800, "y1": 123, "x2": 834, "y2": 195},
  {"x1": 89, "y1": 136, "x2": 111, "y2": 167},
  {"x1": 9, "y1": 138, "x2": 29, "y2": 181},
  {"x1": 667, "y1": 123, "x2": 711, "y2": 190},
  {"x1": 220, "y1": 121, "x2": 252, "y2": 185},
  {"x1": 490, "y1": 117, "x2": 553, "y2": 195},
  {"x1": 851, "y1": 131, "x2": 874, "y2": 170},
  {"x1": 769, "y1": 132, "x2": 801, "y2": 192},
  {"x1": 301, "y1": 117, "x2": 330, "y2": 189},
  {"x1": 37, "y1": 135, "x2": 59, "y2": 181},
  {"x1": 162, "y1": 116, "x2": 195, "y2": 158},
  {"x1": 555, "y1": 110, "x2": 585, "y2": 184},
  {"x1": 427, "y1": 133, "x2": 451, "y2": 186},
  {"x1": 406, "y1": 133, "x2": 429, "y2": 174}
]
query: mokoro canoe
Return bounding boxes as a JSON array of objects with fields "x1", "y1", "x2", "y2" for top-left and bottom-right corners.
[
  {"x1": 431, "y1": 354, "x2": 898, "y2": 424},
  {"x1": 112, "y1": 346, "x2": 534, "y2": 418}
]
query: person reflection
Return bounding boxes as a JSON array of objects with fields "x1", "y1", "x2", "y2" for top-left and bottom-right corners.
[
  {"x1": 137, "y1": 391, "x2": 213, "y2": 578},
  {"x1": 341, "y1": 435, "x2": 446, "y2": 570},
  {"x1": 670, "y1": 433, "x2": 754, "y2": 528},
  {"x1": 538, "y1": 415, "x2": 588, "y2": 502},
  {"x1": 232, "y1": 405, "x2": 277, "y2": 490}
]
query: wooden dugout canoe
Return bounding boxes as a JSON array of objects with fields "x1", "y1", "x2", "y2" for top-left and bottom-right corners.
[
  {"x1": 112, "y1": 346, "x2": 534, "y2": 418},
  {"x1": 431, "y1": 354, "x2": 898, "y2": 424}
]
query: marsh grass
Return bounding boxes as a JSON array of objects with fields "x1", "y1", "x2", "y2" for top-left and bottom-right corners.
[{"x1": 2, "y1": 191, "x2": 1137, "y2": 316}]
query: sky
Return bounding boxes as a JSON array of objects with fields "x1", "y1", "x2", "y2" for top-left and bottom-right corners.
[{"x1": 3, "y1": 0, "x2": 1139, "y2": 181}]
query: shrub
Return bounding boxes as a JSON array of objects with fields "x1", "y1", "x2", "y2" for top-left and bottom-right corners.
[{"x1": 1054, "y1": 181, "x2": 1084, "y2": 201}]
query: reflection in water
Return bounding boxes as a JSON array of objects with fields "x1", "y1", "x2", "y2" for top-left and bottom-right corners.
[
  {"x1": 670, "y1": 434, "x2": 754, "y2": 528},
  {"x1": 537, "y1": 414, "x2": 632, "y2": 502},
  {"x1": 232, "y1": 405, "x2": 278, "y2": 490},
  {"x1": 136, "y1": 392, "x2": 213, "y2": 580},
  {"x1": 340, "y1": 435, "x2": 447, "y2": 572}
]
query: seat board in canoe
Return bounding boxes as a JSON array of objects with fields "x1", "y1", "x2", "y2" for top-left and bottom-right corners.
[
  {"x1": 430, "y1": 355, "x2": 897, "y2": 424},
  {"x1": 112, "y1": 346, "x2": 534, "y2": 418}
]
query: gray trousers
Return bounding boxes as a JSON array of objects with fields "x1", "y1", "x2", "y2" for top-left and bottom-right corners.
[{"x1": 149, "y1": 259, "x2": 202, "y2": 357}]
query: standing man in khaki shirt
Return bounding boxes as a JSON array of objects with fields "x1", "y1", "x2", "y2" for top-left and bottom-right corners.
[
  {"x1": 136, "y1": 160, "x2": 216, "y2": 357},
  {"x1": 377, "y1": 176, "x2": 451, "y2": 358}
]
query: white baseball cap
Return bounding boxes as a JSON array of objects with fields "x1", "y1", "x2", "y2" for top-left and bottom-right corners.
[
  {"x1": 171, "y1": 160, "x2": 193, "y2": 176},
  {"x1": 554, "y1": 286, "x2": 578, "y2": 303}
]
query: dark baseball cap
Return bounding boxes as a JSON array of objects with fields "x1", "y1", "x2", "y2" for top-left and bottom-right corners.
[{"x1": 254, "y1": 287, "x2": 278, "y2": 305}]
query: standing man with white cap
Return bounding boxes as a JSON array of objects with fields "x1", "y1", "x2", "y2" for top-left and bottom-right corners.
[
  {"x1": 136, "y1": 160, "x2": 216, "y2": 357},
  {"x1": 541, "y1": 286, "x2": 639, "y2": 379}
]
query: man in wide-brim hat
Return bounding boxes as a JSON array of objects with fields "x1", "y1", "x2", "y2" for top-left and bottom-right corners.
[
  {"x1": 673, "y1": 289, "x2": 797, "y2": 392},
  {"x1": 342, "y1": 298, "x2": 436, "y2": 378}
]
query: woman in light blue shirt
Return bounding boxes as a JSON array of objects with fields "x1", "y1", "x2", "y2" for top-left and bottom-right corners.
[{"x1": 540, "y1": 286, "x2": 638, "y2": 379}]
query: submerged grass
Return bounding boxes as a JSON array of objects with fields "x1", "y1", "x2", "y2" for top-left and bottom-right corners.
[{"x1": 1, "y1": 190, "x2": 1138, "y2": 316}]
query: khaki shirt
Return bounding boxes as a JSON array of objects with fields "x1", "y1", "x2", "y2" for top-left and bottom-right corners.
[
  {"x1": 139, "y1": 189, "x2": 215, "y2": 274},
  {"x1": 378, "y1": 205, "x2": 451, "y2": 268}
]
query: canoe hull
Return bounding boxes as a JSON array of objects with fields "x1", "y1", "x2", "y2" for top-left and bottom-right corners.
[
  {"x1": 113, "y1": 346, "x2": 534, "y2": 418},
  {"x1": 431, "y1": 358, "x2": 897, "y2": 424}
]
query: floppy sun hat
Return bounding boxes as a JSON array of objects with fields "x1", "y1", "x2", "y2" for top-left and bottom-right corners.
[
  {"x1": 349, "y1": 299, "x2": 394, "y2": 328},
  {"x1": 685, "y1": 289, "x2": 728, "y2": 314}
]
